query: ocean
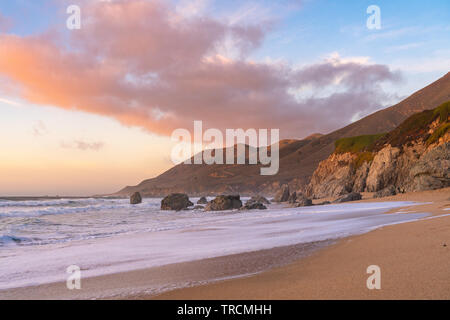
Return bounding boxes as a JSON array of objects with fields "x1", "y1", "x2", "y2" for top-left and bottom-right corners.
[{"x1": 0, "y1": 197, "x2": 428, "y2": 292}]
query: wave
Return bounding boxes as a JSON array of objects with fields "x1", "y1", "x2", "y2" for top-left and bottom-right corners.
[
  {"x1": 0, "y1": 235, "x2": 32, "y2": 246},
  {"x1": 0, "y1": 198, "x2": 160, "y2": 218},
  {"x1": 0, "y1": 198, "x2": 108, "y2": 207}
]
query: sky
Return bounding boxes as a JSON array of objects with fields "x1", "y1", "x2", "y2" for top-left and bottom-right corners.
[{"x1": 0, "y1": 0, "x2": 449, "y2": 196}]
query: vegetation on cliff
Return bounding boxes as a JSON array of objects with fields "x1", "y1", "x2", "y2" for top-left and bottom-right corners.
[
  {"x1": 371, "y1": 101, "x2": 449, "y2": 150},
  {"x1": 334, "y1": 134, "x2": 386, "y2": 154},
  {"x1": 332, "y1": 101, "x2": 450, "y2": 168},
  {"x1": 309, "y1": 101, "x2": 450, "y2": 199}
]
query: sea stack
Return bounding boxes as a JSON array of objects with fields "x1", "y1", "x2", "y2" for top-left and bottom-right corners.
[
  {"x1": 161, "y1": 193, "x2": 193, "y2": 211},
  {"x1": 130, "y1": 192, "x2": 142, "y2": 204}
]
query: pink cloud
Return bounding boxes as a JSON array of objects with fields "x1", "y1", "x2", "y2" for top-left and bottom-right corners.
[{"x1": 0, "y1": 0, "x2": 402, "y2": 138}]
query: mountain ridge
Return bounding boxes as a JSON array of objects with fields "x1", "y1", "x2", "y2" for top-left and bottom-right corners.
[{"x1": 117, "y1": 72, "x2": 450, "y2": 197}]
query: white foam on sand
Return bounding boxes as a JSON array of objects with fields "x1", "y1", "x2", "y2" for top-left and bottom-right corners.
[{"x1": 0, "y1": 201, "x2": 429, "y2": 290}]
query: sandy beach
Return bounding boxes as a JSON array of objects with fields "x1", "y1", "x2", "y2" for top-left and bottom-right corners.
[
  {"x1": 152, "y1": 188, "x2": 450, "y2": 300},
  {"x1": 0, "y1": 188, "x2": 447, "y2": 300}
]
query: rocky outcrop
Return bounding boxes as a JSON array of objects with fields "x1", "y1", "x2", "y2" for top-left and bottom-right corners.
[
  {"x1": 289, "y1": 192, "x2": 313, "y2": 207},
  {"x1": 373, "y1": 186, "x2": 397, "y2": 198},
  {"x1": 309, "y1": 141, "x2": 449, "y2": 199},
  {"x1": 243, "y1": 196, "x2": 269, "y2": 210},
  {"x1": 248, "y1": 195, "x2": 270, "y2": 204},
  {"x1": 306, "y1": 152, "x2": 355, "y2": 199},
  {"x1": 410, "y1": 143, "x2": 450, "y2": 190},
  {"x1": 273, "y1": 184, "x2": 290, "y2": 202},
  {"x1": 365, "y1": 146, "x2": 401, "y2": 192},
  {"x1": 242, "y1": 201, "x2": 267, "y2": 210},
  {"x1": 333, "y1": 192, "x2": 362, "y2": 203},
  {"x1": 205, "y1": 195, "x2": 242, "y2": 211},
  {"x1": 161, "y1": 193, "x2": 193, "y2": 211},
  {"x1": 308, "y1": 102, "x2": 449, "y2": 199},
  {"x1": 292, "y1": 197, "x2": 313, "y2": 207},
  {"x1": 353, "y1": 162, "x2": 370, "y2": 192},
  {"x1": 288, "y1": 191, "x2": 297, "y2": 203},
  {"x1": 130, "y1": 192, "x2": 142, "y2": 204},
  {"x1": 197, "y1": 197, "x2": 208, "y2": 204}
]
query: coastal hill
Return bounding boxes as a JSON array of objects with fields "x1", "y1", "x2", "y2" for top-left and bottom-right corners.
[
  {"x1": 307, "y1": 101, "x2": 449, "y2": 198},
  {"x1": 117, "y1": 72, "x2": 450, "y2": 197}
]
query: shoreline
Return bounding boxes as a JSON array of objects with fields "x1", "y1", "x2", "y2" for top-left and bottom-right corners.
[
  {"x1": 0, "y1": 188, "x2": 448, "y2": 300},
  {"x1": 0, "y1": 240, "x2": 335, "y2": 300},
  {"x1": 153, "y1": 188, "x2": 450, "y2": 300}
]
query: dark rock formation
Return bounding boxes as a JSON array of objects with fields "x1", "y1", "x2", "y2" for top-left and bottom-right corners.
[
  {"x1": 243, "y1": 201, "x2": 267, "y2": 210},
  {"x1": 288, "y1": 191, "x2": 297, "y2": 203},
  {"x1": 197, "y1": 197, "x2": 208, "y2": 204},
  {"x1": 289, "y1": 192, "x2": 313, "y2": 207},
  {"x1": 205, "y1": 195, "x2": 242, "y2": 211},
  {"x1": 373, "y1": 186, "x2": 397, "y2": 198},
  {"x1": 333, "y1": 192, "x2": 362, "y2": 203},
  {"x1": 248, "y1": 195, "x2": 270, "y2": 204},
  {"x1": 292, "y1": 197, "x2": 313, "y2": 207},
  {"x1": 273, "y1": 184, "x2": 290, "y2": 202},
  {"x1": 161, "y1": 193, "x2": 193, "y2": 211},
  {"x1": 130, "y1": 192, "x2": 142, "y2": 204}
]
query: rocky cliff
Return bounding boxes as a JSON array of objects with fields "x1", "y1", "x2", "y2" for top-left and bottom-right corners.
[{"x1": 307, "y1": 102, "x2": 450, "y2": 198}]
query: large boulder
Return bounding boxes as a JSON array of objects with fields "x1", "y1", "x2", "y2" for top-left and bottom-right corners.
[
  {"x1": 292, "y1": 197, "x2": 313, "y2": 207},
  {"x1": 333, "y1": 192, "x2": 362, "y2": 203},
  {"x1": 243, "y1": 201, "x2": 267, "y2": 210},
  {"x1": 273, "y1": 184, "x2": 290, "y2": 202},
  {"x1": 197, "y1": 196, "x2": 208, "y2": 204},
  {"x1": 205, "y1": 195, "x2": 242, "y2": 211},
  {"x1": 130, "y1": 192, "x2": 142, "y2": 204},
  {"x1": 291, "y1": 193, "x2": 313, "y2": 207},
  {"x1": 161, "y1": 193, "x2": 193, "y2": 211},
  {"x1": 248, "y1": 195, "x2": 270, "y2": 204},
  {"x1": 373, "y1": 185, "x2": 397, "y2": 198},
  {"x1": 243, "y1": 196, "x2": 269, "y2": 210}
]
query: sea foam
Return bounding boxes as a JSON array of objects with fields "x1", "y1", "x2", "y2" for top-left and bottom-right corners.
[{"x1": 0, "y1": 199, "x2": 429, "y2": 290}]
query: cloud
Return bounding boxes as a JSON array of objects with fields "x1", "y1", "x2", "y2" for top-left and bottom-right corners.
[
  {"x1": 0, "y1": 0, "x2": 402, "y2": 139},
  {"x1": 60, "y1": 140, "x2": 105, "y2": 151},
  {"x1": 0, "y1": 96, "x2": 22, "y2": 107},
  {"x1": 32, "y1": 121, "x2": 48, "y2": 137}
]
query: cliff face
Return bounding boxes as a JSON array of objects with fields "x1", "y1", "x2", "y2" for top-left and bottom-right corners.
[{"x1": 307, "y1": 102, "x2": 450, "y2": 198}]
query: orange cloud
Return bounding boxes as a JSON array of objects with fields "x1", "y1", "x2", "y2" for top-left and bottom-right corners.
[{"x1": 0, "y1": 0, "x2": 401, "y2": 138}]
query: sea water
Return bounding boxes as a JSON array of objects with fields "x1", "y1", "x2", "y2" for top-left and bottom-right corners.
[{"x1": 0, "y1": 198, "x2": 428, "y2": 290}]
